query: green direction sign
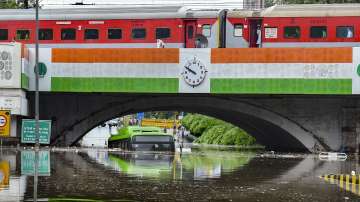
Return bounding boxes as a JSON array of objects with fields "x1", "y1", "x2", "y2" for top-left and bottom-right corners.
[
  {"x1": 21, "y1": 119, "x2": 51, "y2": 144},
  {"x1": 21, "y1": 150, "x2": 51, "y2": 176}
]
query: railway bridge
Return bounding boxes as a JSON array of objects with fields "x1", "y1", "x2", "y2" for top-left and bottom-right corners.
[{"x1": 1, "y1": 42, "x2": 360, "y2": 152}]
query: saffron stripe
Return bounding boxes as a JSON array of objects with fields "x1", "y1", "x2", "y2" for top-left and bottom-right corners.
[
  {"x1": 211, "y1": 48, "x2": 353, "y2": 63},
  {"x1": 52, "y1": 48, "x2": 180, "y2": 63}
]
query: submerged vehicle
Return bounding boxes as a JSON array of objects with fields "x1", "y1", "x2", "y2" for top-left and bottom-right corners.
[{"x1": 108, "y1": 126, "x2": 175, "y2": 152}]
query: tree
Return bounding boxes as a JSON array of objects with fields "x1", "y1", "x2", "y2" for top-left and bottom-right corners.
[
  {"x1": 0, "y1": 0, "x2": 18, "y2": 8},
  {"x1": 0, "y1": 0, "x2": 36, "y2": 9}
]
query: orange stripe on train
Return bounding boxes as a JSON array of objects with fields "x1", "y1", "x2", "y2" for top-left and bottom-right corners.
[
  {"x1": 52, "y1": 48, "x2": 180, "y2": 63},
  {"x1": 211, "y1": 48, "x2": 353, "y2": 63}
]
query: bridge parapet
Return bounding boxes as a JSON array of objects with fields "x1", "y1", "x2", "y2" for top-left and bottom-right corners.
[{"x1": 26, "y1": 47, "x2": 360, "y2": 95}]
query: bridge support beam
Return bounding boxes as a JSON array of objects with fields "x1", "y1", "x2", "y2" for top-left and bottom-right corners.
[{"x1": 25, "y1": 93, "x2": 360, "y2": 152}]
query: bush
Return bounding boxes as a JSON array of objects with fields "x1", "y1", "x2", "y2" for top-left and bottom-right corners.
[{"x1": 183, "y1": 113, "x2": 256, "y2": 146}]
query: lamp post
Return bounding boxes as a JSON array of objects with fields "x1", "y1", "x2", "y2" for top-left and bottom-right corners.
[
  {"x1": 34, "y1": 0, "x2": 40, "y2": 149},
  {"x1": 34, "y1": 0, "x2": 40, "y2": 201}
]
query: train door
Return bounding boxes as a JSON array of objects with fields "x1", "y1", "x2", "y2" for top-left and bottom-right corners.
[
  {"x1": 249, "y1": 19, "x2": 262, "y2": 48},
  {"x1": 184, "y1": 20, "x2": 196, "y2": 48}
]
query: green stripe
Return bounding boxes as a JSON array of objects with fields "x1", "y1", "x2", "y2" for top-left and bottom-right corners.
[
  {"x1": 51, "y1": 77, "x2": 178, "y2": 93},
  {"x1": 210, "y1": 78, "x2": 352, "y2": 94},
  {"x1": 21, "y1": 73, "x2": 29, "y2": 90}
]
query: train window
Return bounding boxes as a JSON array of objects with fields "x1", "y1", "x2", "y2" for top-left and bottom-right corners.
[
  {"x1": 310, "y1": 26, "x2": 327, "y2": 38},
  {"x1": 16, "y1": 30, "x2": 30, "y2": 40},
  {"x1": 39, "y1": 29, "x2": 53, "y2": 40},
  {"x1": 202, "y1": 25, "x2": 211, "y2": 37},
  {"x1": 61, "y1": 28, "x2": 76, "y2": 40},
  {"x1": 234, "y1": 24, "x2": 243, "y2": 37},
  {"x1": 284, "y1": 26, "x2": 300, "y2": 39},
  {"x1": 132, "y1": 28, "x2": 146, "y2": 39},
  {"x1": 156, "y1": 28, "x2": 170, "y2": 39},
  {"x1": 0, "y1": 29, "x2": 8, "y2": 40},
  {"x1": 336, "y1": 26, "x2": 354, "y2": 38},
  {"x1": 108, "y1": 28, "x2": 122, "y2": 39},
  {"x1": 85, "y1": 29, "x2": 99, "y2": 40}
]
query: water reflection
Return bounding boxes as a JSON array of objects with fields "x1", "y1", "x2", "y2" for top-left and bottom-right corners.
[
  {"x1": 0, "y1": 148, "x2": 360, "y2": 201},
  {"x1": 87, "y1": 149, "x2": 254, "y2": 180},
  {"x1": 0, "y1": 149, "x2": 26, "y2": 201},
  {"x1": 0, "y1": 161, "x2": 9, "y2": 188}
]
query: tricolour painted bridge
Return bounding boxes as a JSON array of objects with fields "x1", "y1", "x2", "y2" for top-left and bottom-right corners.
[{"x1": 2, "y1": 43, "x2": 360, "y2": 152}]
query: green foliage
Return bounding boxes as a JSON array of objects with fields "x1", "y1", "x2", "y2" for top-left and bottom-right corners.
[
  {"x1": 181, "y1": 150, "x2": 255, "y2": 171},
  {"x1": 0, "y1": 0, "x2": 40, "y2": 9},
  {"x1": 0, "y1": 0, "x2": 18, "y2": 9},
  {"x1": 182, "y1": 113, "x2": 256, "y2": 146}
]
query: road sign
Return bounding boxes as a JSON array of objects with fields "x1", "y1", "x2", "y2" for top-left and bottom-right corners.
[
  {"x1": 0, "y1": 110, "x2": 10, "y2": 137},
  {"x1": 21, "y1": 150, "x2": 51, "y2": 176},
  {"x1": 21, "y1": 119, "x2": 51, "y2": 144}
]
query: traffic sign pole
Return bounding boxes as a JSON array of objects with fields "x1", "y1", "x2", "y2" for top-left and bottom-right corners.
[{"x1": 34, "y1": 0, "x2": 40, "y2": 201}]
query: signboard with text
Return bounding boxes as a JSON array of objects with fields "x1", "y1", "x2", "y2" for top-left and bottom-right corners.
[
  {"x1": 0, "y1": 110, "x2": 10, "y2": 137},
  {"x1": 21, "y1": 150, "x2": 51, "y2": 176},
  {"x1": 21, "y1": 119, "x2": 51, "y2": 144}
]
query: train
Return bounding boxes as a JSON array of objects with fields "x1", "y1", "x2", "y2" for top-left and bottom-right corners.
[{"x1": 0, "y1": 4, "x2": 359, "y2": 48}]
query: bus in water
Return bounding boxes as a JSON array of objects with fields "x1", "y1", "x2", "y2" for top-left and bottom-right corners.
[{"x1": 108, "y1": 126, "x2": 175, "y2": 152}]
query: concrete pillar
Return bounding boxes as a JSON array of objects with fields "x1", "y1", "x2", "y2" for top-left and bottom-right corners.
[
  {"x1": 341, "y1": 108, "x2": 358, "y2": 153},
  {"x1": 356, "y1": 120, "x2": 360, "y2": 155},
  {"x1": 10, "y1": 116, "x2": 17, "y2": 138}
]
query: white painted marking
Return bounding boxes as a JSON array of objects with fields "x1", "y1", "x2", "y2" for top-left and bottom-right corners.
[
  {"x1": 211, "y1": 63, "x2": 353, "y2": 79},
  {"x1": 0, "y1": 115, "x2": 7, "y2": 127},
  {"x1": 56, "y1": 21, "x2": 71, "y2": 25},
  {"x1": 352, "y1": 47, "x2": 360, "y2": 94},
  {"x1": 52, "y1": 63, "x2": 180, "y2": 78},
  {"x1": 89, "y1": 21, "x2": 104, "y2": 24}
]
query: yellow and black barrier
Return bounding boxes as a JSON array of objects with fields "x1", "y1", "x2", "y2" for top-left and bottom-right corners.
[{"x1": 320, "y1": 174, "x2": 360, "y2": 196}]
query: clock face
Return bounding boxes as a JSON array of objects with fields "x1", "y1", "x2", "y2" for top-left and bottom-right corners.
[{"x1": 181, "y1": 57, "x2": 207, "y2": 87}]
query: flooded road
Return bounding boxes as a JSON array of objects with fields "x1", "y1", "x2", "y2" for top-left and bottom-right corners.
[{"x1": 0, "y1": 147, "x2": 359, "y2": 201}]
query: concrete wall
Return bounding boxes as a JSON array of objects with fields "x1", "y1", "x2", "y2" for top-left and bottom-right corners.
[{"x1": 24, "y1": 93, "x2": 360, "y2": 152}]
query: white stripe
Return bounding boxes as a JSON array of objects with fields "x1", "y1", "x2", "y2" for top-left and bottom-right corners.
[
  {"x1": 352, "y1": 47, "x2": 360, "y2": 94},
  {"x1": 25, "y1": 43, "x2": 183, "y2": 48},
  {"x1": 52, "y1": 63, "x2": 180, "y2": 78},
  {"x1": 210, "y1": 63, "x2": 353, "y2": 79},
  {"x1": 263, "y1": 42, "x2": 360, "y2": 48}
]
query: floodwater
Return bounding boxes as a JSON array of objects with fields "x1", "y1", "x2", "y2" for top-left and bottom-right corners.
[{"x1": 0, "y1": 147, "x2": 359, "y2": 202}]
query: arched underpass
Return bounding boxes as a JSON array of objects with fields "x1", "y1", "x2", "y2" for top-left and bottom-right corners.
[{"x1": 43, "y1": 94, "x2": 327, "y2": 152}]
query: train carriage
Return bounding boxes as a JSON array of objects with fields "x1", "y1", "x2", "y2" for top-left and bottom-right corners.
[
  {"x1": 0, "y1": 6, "x2": 222, "y2": 48},
  {"x1": 1, "y1": 4, "x2": 360, "y2": 48},
  {"x1": 226, "y1": 4, "x2": 360, "y2": 48}
]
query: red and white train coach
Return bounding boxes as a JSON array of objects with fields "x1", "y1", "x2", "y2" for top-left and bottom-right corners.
[
  {"x1": 0, "y1": 4, "x2": 360, "y2": 48},
  {"x1": 0, "y1": 6, "x2": 222, "y2": 48},
  {"x1": 227, "y1": 4, "x2": 360, "y2": 48}
]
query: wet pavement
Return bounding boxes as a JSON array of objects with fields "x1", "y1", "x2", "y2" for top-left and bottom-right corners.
[{"x1": 0, "y1": 147, "x2": 359, "y2": 201}]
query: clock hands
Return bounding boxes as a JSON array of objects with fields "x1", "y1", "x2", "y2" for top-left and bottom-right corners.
[{"x1": 185, "y1": 65, "x2": 197, "y2": 75}]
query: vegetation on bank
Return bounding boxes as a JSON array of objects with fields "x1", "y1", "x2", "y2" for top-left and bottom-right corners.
[{"x1": 181, "y1": 114, "x2": 256, "y2": 146}]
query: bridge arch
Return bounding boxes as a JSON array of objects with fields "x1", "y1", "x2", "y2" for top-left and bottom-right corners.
[{"x1": 48, "y1": 95, "x2": 326, "y2": 152}]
